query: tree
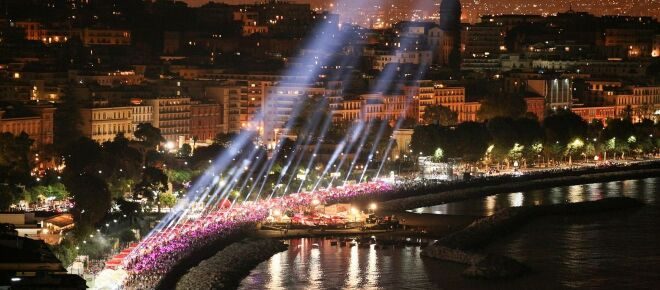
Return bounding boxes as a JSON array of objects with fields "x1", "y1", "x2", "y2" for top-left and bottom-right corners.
[
  {"x1": 0, "y1": 187, "x2": 17, "y2": 211},
  {"x1": 116, "y1": 198, "x2": 142, "y2": 226},
  {"x1": 159, "y1": 192, "x2": 177, "y2": 209},
  {"x1": 101, "y1": 134, "x2": 143, "y2": 198},
  {"x1": 178, "y1": 143, "x2": 192, "y2": 157},
  {"x1": 145, "y1": 150, "x2": 164, "y2": 167},
  {"x1": 486, "y1": 117, "x2": 518, "y2": 163},
  {"x1": 50, "y1": 239, "x2": 77, "y2": 268},
  {"x1": 603, "y1": 118, "x2": 635, "y2": 159},
  {"x1": 397, "y1": 117, "x2": 417, "y2": 129},
  {"x1": 63, "y1": 173, "x2": 112, "y2": 227},
  {"x1": 423, "y1": 104, "x2": 458, "y2": 126},
  {"x1": 134, "y1": 167, "x2": 168, "y2": 212},
  {"x1": 410, "y1": 125, "x2": 443, "y2": 156},
  {"x1": 62, "y1": 137, "x2": 103, "y2": 174},
  {"x1": 632, "y1": 119, "x2": 658, "y2": 155},
  {"x1": 24, "y1": 183, "x2": 69, "y2": 202},
  {"x1": 542, "y1": 110, "x2": 588, "y2": 161},
  {"x1": 587, "y1": 119, "x2": 604, "y2": 140},
  {"x1": 214, "y1": 133, "x2": 236, "y2": 147},
  {"x1": 619, "y1": 105, "x2": 634, "y2": 119},
  {"x1": 190, "y1": 143, "x2": 225, "y2": 169},
  {"x1": 119, "y1": 229, "x2": 137, "y2": 244},
  {"x1": 0, "y1": 132, "x2": 34, "y2": 194},
  {"x1": 275, "y1": 138, "x2": 296, "y2": 163},
  {"x1": 453, "y1": 122, "x2": 490, "y2": 164},
  {"x1": 477, "y1": 94, "x2": 527, "y2": 121},
  {"x1": 134, "y1": 123, "x2": 165, "y2": 149},
  {"x1": 432, "y1": 148, "x2": 444, "y2": 162}
]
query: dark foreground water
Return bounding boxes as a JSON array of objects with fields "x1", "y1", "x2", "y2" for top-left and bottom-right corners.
[{"x1": 239, "y1": 178, "x2": 660, "y2": 290}]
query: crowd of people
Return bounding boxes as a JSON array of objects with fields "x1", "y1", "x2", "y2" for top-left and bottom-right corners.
[
  {"x1": 116, "y1": 181, "x2": 394, "y2": 289},
  {"x1": 104, "y1": 160, "x2": 657, "y2": 289}
]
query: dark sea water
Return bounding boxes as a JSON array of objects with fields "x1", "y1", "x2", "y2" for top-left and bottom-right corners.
[{"x1": 239, "y1": 178, "x2": 660, "y2": 290}]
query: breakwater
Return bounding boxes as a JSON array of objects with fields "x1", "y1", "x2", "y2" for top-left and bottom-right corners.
[
  {"x1": 175, "y1": 238, "x2": 288, "y2": 290},
  {"x1": 421, "y1": 197, "x2": 644, "y2": 279},
  {"x1": 155, "y1": 225, "x2": 254, "y2": 290},
  {"x1": 378, "y1": 165, "x2": 659, "y2": 212}
]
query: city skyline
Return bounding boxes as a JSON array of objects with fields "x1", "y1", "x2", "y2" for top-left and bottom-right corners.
[
  {"x1": 182, "y1": 0, "x2": 660, "y2": 22},
  {"x1": 0, "y1": 0, "x2": 658, "y2": 289}
]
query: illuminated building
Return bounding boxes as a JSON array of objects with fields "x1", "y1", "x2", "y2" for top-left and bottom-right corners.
[
  {"x1": 524, "y1": 97, "x2": 546, "y2": 120},
  {"x1": 0, "y1": 105, "x2": 54, "y2": 149},
  {"x1": 69, "y1": 70, "x2": 144, "y2": 87},
  {"x1": 527, "y1": 78, "x2": 573, "y2": 110},
  {"x1": 130, "y1": 104, "x2": 153, "y2": 132},
  {"x1": 13, "y1": 21, "x2": 68, "y2": 44},
  {"x1": 461, "y1": 23, "x2": 506, "y2": 58},
  {"x1": 144, "y1": 97, "x2": 191, "y2": 145},
  {"x1": 571, "y1": 106, "x2": 617, "y2": 123},
  {"x1": 75, "y1": 28, "x2": 131, "y2": 46},
  {"x1": 371, "y1": 49, "x2": 433, "y2": 71},
  {"x1": 190, "y1": 102, "x2": 224, "y2": 145},
  {"x1": 610, "y1": 86, "x2": 660, "y2": 122},
  {"x1": 80, "y1": 106, "x2": 133, "y2": 143}
]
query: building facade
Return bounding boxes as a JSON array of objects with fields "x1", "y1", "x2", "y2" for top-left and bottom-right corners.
[
  {"x1": 0, "y1": 105, "x2": 54, "y2": 149},
  {"x1": 190, "y1": 102, "x2": 224, "y2": 145},
  {"x1": 131, "y1": 105, "x2": 153, "y2": 131},
  {"x1": 145, "y1": 97, "x2": 191, "y2": 144},
  {"x1": 80, "y1": 106, "x2": 133, "y2": 143}
]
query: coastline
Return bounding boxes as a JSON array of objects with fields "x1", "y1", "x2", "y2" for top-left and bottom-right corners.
[
  {"x1": 378, "y1": 165, "x2": 660, "y2": 212},
  {"x1": 155, "y1": 162, "x2": 659, "y2": 288},
  {"x1": 175, "y1": 239, "x2": 288, "y2": 290},
  {"x1": 155, "y1": 226, "x2": 254, "y2": 290}
]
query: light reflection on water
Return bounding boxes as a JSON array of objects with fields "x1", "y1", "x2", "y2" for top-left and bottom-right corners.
[
  {"x1": 239, "y1": 238, "x2": 438, "y2": 290},
  {"x1": 508, "y1": 192, "x2": 524, "y2": 207},
  {"x1": 411, "y1": 177, "x2": 658, "y2": 216},
  {"x1": 239, "y1": 178, "x2": 660, "y2": 290},
  {"x1": 347, "y1": 244, "x2": 360, "y2": 288}
]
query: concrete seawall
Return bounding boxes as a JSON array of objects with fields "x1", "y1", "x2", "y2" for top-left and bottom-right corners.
[
  {"x1": 175, "y1": 238, "x2": 288, "y2": 290},
  {"x1": 421, "y1": 197, "x2": 644, "y2": 279}
]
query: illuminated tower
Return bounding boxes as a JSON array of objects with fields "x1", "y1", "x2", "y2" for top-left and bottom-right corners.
[{"x1": 439, "y1": 0, "x2": 461, "y2": 70}]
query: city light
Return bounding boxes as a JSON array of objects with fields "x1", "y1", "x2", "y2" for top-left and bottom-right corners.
[{"x1": 1, "y1": 1, "x2": 659, "y2": 289}]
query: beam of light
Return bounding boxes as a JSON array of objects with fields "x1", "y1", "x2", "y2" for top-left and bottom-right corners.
[
  {"x1": 354, "y1": 19, "x2": 436, "y2": 181},
  {"x1": 311, "y1": 139, "x2": 346, "y2": 191},
  {"x1": 148, "y1": 2, "x2": 371, "y2": 236},
  {"x1": 292, "y1": 55, "x2": 366, "y2": 191},
  {"x1": 376, "y1": 65, "x2": 434, "y2": 179},
  {"x1": 255, "y1": 95, "x2": 334, "y2": 200},
  {"x1": 277, "y1": 109, "x2": 329, "y2": 198},
  {"x1": 127, "y1": 0, "x2": 399, "y2": 278},
  {"x1": 296, "y1": 112, "x2": 334, "y2": 193},
  {"x1": 350, "y1": 62, "x2": 402, "y2": 183},
  {"x1": 140, "y1": 131, "x2": 254, "y2": 241},
  {"x1": 253, "y1": 31, "x2": 367, "y2": 201},
  {"x1": 343, "y1": 119, "x2": 375, "y2": 183},
  {"x1": 313, "y1": 119, "x2": 367, "y2": 190}
]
